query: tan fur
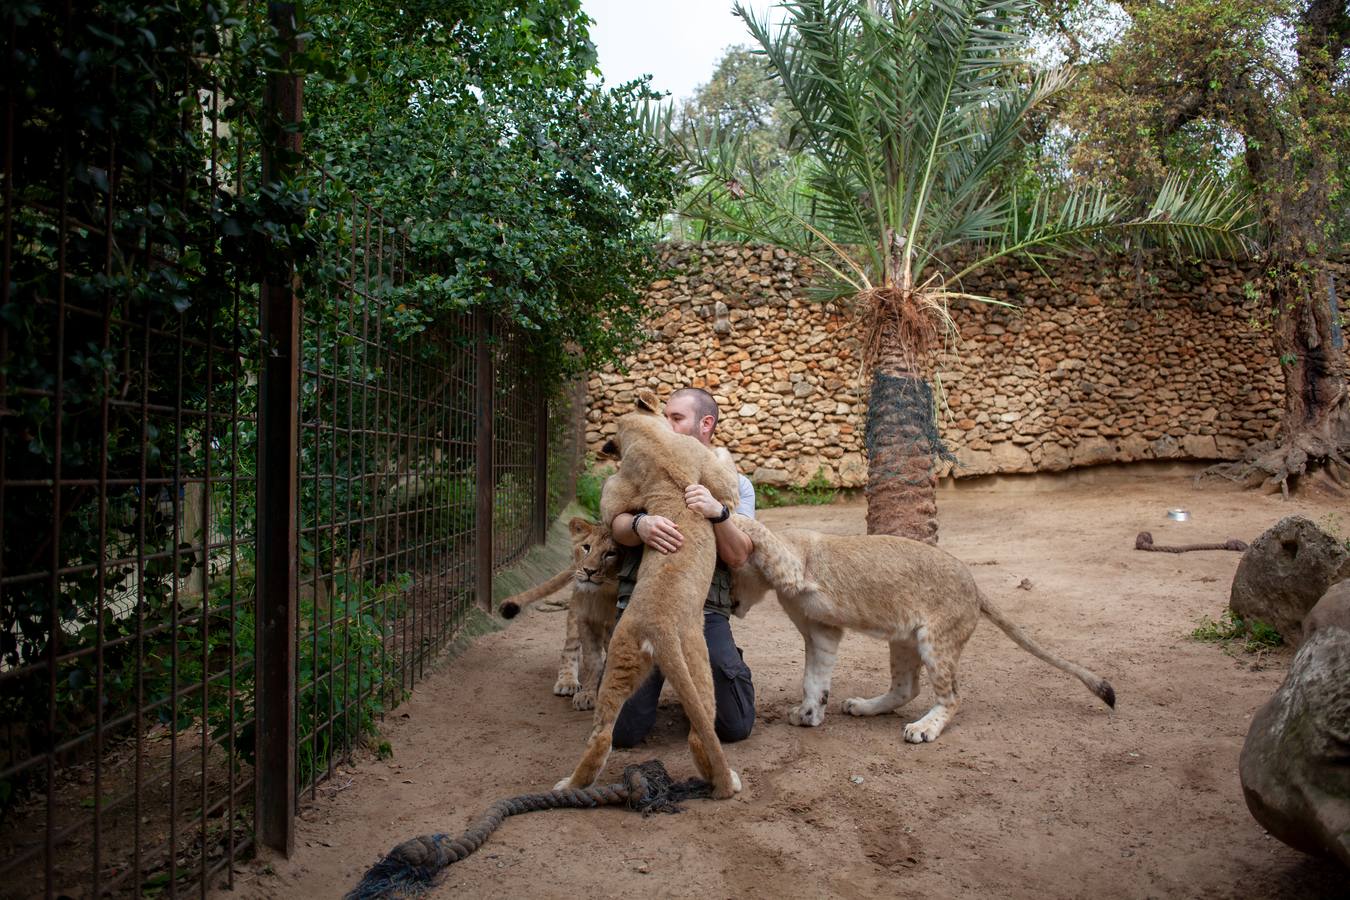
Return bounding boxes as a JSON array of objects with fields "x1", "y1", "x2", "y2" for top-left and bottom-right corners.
[
  {"x1": 554, "y1": 389, "x2": 744, "y2": 799},
  {"x1": 729, "y1": 514, "x2": 1115, "y2": 743},
  {"x1": 499, "y1": 517, "x2": 621, "y2": 710}
]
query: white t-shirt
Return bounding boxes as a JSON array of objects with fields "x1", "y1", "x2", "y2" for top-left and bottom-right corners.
[{"x1": 736, "y1": 474, "x2": 756, "y2": 519}]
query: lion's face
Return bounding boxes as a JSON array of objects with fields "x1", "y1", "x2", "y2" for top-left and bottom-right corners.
[{"x1": 568, "y1": 517, "x2": 621, "y2": 592}]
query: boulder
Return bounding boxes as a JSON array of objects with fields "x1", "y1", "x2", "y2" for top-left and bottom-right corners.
[
  {"x1": 1230, "y1": 516, "x2": 1350, "y2": 647},
  {"x1": 1239, "y1": 581, "x2": 1350, "y2": 868}
]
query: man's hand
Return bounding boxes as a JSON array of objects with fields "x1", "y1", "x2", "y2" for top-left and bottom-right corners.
[
  {"x1": 684, "y1": 484, "x2": 725, "y2": 519},
  {"x1": 635, "y1": 514, "x2": 683, "y2": 555}
]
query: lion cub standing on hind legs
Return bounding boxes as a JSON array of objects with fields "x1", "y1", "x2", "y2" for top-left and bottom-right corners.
[
  {"x1": 728, "y1": 515, "x2": 1115, "y2": 743},
  {"x1": 553, "y1": 389, "x2": 745, "y2": 799}
]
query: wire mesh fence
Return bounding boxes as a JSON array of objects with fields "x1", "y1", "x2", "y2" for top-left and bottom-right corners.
[{"x1": 0, "y1": 4, "x2": 579, "y2": 897}]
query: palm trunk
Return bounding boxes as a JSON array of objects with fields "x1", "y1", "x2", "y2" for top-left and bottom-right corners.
[{"x1": 863, "y1": 330, "x2": 946, "y2": 544}]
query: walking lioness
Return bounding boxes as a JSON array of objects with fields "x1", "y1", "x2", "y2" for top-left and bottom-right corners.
[
  {"x1": 729, "y1": 515, "x2": 1115, "y2": 743},
  {"x1": 553, "y1": 389, "x2": 744, "y2": 799}
]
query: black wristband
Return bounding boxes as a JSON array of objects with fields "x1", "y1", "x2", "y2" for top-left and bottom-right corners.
[
  {"x1": 709, "y1": 504, "x2": 731, "y2": 524},
  {"x1": 631, "y1": 512, "x2": 648, "y2": 536}
]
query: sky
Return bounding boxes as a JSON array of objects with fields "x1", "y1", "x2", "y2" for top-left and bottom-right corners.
[{"x1": 580, "y1": 0, "x2": 787, "y2": 105}]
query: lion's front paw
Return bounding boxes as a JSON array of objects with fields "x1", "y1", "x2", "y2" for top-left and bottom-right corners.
[
  {"x1": 553, "y1": 673, "x2": 580, "y2": 696},
  {"x1": 903, "y1": 712, "x2": 947, "y2": 744},
  {"x1": 842, "y1": 697, "x2": 866, "y2": 716},
  {"x1": 571, "y1": 690, "x2": 595, "y2": 711},
  {"x1": 553, "y1": 777, "x2": 576, "y2": 792},
  {"x1": 788, "y1": 703, "x2": 825, "y2": 727}
]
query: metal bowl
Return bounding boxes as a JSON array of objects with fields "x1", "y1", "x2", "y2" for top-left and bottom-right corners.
[{"x1": 1167, "y1": 508, "x2": 1190, "y2": 522}]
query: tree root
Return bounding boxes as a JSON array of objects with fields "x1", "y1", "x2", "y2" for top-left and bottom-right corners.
[{"x1": 1199, "y1": 435, "x2": 1350, "y2": 499}]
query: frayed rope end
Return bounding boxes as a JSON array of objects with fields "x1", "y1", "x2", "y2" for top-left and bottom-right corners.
[{"x1": 345, "y1": 833, "x2": 450, "y2": 900}]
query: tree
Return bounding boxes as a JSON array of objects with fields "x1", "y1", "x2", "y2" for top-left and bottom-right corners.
[
  {"x1": 303, "y1": 0, "x2": 681, "y2": 377},
  {"x1": 675, "y1": 45, "x2": 797, "y2": 180},
  {"x1": 675, "y1": 0, "x2": 1249, "y2": 542},
  {"x1": 1052, "y1": 0, "x2": 1350, "y2": 495}
]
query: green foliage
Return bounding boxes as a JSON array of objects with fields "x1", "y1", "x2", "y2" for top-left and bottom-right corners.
[
  {"x1": 302, "y1": 1, "x2": 682, "y2": 379},
  {"x1": 1190, "y1": 609, "x2": 1283, "y2": 652},
  {"x1": 757, "y1": 468, "x2": 839, "y2": 508},
  {"x1": 672, "y1": 0, "x2": 1250, "y2": 311},
  {"x1": 576, "y1": 458, "x2": 613, "y2": 521},
  {"x1": 1054, "y1": 0, "x2": 1349, "y2": 254}
]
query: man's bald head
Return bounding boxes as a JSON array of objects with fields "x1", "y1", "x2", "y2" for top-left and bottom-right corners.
[{"x1": 665, "y1": 387, "x2": 720, "y2": 444}]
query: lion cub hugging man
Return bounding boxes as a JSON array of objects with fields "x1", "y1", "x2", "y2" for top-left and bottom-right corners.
[{"x1": 553, "y1": 389, "x2": 745, "y2": 799}]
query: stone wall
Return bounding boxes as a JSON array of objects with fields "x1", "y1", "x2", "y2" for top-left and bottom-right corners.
[{"x1": 584, "y1": 242, "x2": 1337, "y2": 486}]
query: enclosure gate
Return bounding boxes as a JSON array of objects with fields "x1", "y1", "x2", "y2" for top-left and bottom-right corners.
[{"x1": 0, "y1": 4, "x2": 581, "y2": 896}]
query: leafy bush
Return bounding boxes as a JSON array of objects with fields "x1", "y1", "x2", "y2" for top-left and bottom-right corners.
[
  {"x1": 576, "y1": 458, "x2": 612, "y2": 521},
  {"x1": 757, "y1": 468, "x2": 839, "y2": 509},
  {"x1": 1190, "y1": 610, "x2": 1283, "y2": 652}
]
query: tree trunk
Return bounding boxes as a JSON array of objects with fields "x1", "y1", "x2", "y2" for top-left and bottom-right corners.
[
  {"x1": 1252, "y1": 264, "x2": 1350, "y2": 493},
  {"x1": 863, "y1": 338, "x2": 946, "y2": 544}
]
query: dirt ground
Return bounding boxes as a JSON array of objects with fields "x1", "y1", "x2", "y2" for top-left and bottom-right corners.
[{"x1": 225, "y1": 465, "x2": 1347, "y2": 899}]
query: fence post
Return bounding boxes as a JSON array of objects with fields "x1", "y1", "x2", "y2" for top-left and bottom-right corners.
[
  {"x1": 255, "y1": 0, "x2": 302, "y2": 857},
  {"x1": 475, "y1": 311, "x2": 494, "y2": 611},
  {"x1": 534, "y1": 392, "x2": 549, "y2": 543}
]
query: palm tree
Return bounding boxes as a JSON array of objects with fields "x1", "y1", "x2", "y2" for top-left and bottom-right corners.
[{"x1": 672, "y1": 0, "x2": 1250, "y2": 543}]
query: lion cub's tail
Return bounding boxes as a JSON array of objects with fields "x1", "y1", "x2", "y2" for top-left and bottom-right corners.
[
  {"x1": 500, "y1": 568, "x2": 574, "y2": 619},
  {"x1": 978, "y1": 593, "x2": 1116, "y2": 709}
]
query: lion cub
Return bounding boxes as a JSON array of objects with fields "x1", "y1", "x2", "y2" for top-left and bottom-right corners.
[
  {"x1": 499, "y1": 517, "x2": 620, "y2": 710},
  {"x1": 553, "y1": 389, "x2": 744, "y2": 799},
  {"x1": 730, "y1": 515, "x2": 1115, "y2": 743}
]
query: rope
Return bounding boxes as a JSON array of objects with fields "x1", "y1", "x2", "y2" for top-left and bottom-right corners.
[
  {"x1": 346, "y1": 760, "x2": 711, "y2": 899},
  {"x1": 1134, "y1": 531, "x2": 1249, "y2": 553}
]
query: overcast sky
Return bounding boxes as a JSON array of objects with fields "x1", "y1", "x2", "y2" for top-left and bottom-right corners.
[{"x1": 580, "y1": 0, "x2": 787, "y2": 104}]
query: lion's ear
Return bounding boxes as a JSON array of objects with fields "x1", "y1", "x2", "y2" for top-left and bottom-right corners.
[
  {"x1": 568, "y1": 516, "x2": 594, "y2": 538},
  {"x1": 635, "y1": 388, "x2": 660, "y2": 414}
]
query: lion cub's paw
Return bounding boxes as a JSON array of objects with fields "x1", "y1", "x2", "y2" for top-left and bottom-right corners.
[
  {"x1": 842, "y1": 697, "x2": 869, "y2": 717},
  {"x1": 788, "y1": 703, "x2": 825, "y2": 727},
  {"x1": 571, "y1": 690, "x2": 595, "y2": 711},
  {"x1": 903, "y1": 714, "x2": 946, "y2": 744},
  {"x1": 553, "y1": 673, "x2": 580, "y2": 696}
]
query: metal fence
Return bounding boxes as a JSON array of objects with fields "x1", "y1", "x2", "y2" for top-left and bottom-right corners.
[{"x1": 0, "y1": 5, "x2": 580, "y2": 897}]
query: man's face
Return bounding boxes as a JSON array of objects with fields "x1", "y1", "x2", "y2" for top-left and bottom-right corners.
[{"x1": 664, "y1": 394, "x2": 711, "y2": 443}]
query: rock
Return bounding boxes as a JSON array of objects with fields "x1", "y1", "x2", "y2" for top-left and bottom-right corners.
[
  {"x1": 751, "y1": 466, "x2": 790, "y2": 486},
  {"x1": 990, "y1": 442, "x2": 1033, "y2": 473},
  {"x1": 1181, "y1": 434, "x2": 1219, "y2": 459},
  {"x1": 1230, "y1": 516, "x2": 1350, "y2": 647},
  {"x1": 1070, "y1": 437, "x2": 1114, "y2": 467},
  {"x1": 838, "y1": 453, "x2": 867, "y2": 487},
  {"x1": 1239, "y1": 581, "x2": 1350, "y2": 868}
]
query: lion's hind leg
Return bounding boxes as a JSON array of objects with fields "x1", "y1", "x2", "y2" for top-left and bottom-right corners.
[
  {"x1": 843, "y1": 637, "x2": 922, "y2": 717},
  {"x1": 663, "y1": 632, "x2": 741, "y2": 799},
  {"x1": 554, "y1": 627, "x2": 651, "y2": 791},
  {"x1": 903, "y1": 627, "x2": 962, "y2": 743},
  {"x1": 552, "y1": 601, "x2": 582, "y2": 696}
]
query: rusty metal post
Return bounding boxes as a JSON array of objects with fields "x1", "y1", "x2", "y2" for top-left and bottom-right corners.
[
  {"x1": 475, "y1": 311, "x2": 494, "y2": 611},
  {"x1": 256, "y1": 0, "x2": 302, "y2": 857},
  {"x1": 534, "y1": 391, "x2": 549, "y2": 543}
]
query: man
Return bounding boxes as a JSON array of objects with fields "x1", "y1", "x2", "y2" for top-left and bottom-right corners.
[{"x1": 608, "y1": 387, "x2": 757, "y2": 747}]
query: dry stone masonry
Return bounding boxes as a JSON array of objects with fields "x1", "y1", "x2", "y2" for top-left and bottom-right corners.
[{"x1": 586, "y1": 242, "x2": 1325, "y2": 487}]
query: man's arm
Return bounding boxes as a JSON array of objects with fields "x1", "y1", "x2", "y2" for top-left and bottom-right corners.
[
  {"x1": 612, "y1": 511, "x2": 684, "y2": 554},
  {"x1": 683, "y1": 484, "x2": 753, "y2": 568}
]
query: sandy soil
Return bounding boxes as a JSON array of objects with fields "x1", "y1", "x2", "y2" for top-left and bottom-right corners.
[{"x1": 225, "y1": 466, "x2": 1347, "y2": 899}]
